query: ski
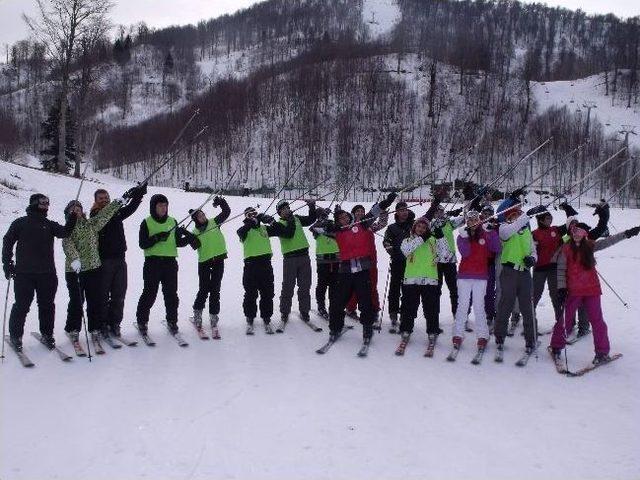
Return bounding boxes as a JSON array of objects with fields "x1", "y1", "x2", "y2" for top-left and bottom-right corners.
[
  {"x1": 210, "y1": 326, "x2": 221, "y2": 340},
  {"x1": 316, "y1": 327, "x2": 348, "y2": 354},
  {"x1": 112, "y1": 334, "x2": 137, "y2": 347},
  {"x1": 133, "y1": 323, "x2": 156, "y2": 346},
  {"x1": 264, "y1": 322, "x2": 274, "y2": 335},
  {"x1": 494, "y1": 344, "x2": 504, "y2": 363},
  {"x1": 395, "y1": 336, "x2": 409, "y2": 356},
  {"x1": 357, "y1": 338, "x2": 371, "y2": 357},
  {"x1": 301, "y1": 314, "x2": 323, "y2": 332},
  {"x1": 170, "y1": 332, "x2": 189, "y2": 347},
  {"x1": 101, "y1": 334, "x2": 123, "y2": 350},
  {"x1": 66, "y1": 332, "x2": 87, "y2": 357},
  {"x1": 4, "y1": 335, "x2": 35, "y2": 367},
  {"x1": 515, "y1": 349, "x2": 536, "y2": 367},
  {"x1": 567, "y1": 353, "x2": 623, "y2": 377},
  {"x1": 548, "y1": 347, "x2": 572, "y2": 375},
  {"x1": 275, "y1": 320, "x2": 288, "y2": 333},
  {"x1": 446, "y1": 345, "x2": 460, "y2": 362},
  {"x1": 471, "y1": 347, "x2": 486, "y2": 365},
  {"x1": 246, "y1": 323, "x2": 255, "y2": 336},
  {"x1": 30, "y1": 332, "x2": 72, "y2": 361},
  {"x1": 424, "y1": 334, "x2": 438, "y2": 358},
  {"x1": 91, "y1": 334, "x2": 106, "y2": 355},
  {"x1": 190, "y1": 318, "x2": 210, "y2": 340}
]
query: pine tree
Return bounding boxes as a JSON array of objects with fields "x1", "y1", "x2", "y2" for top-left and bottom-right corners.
[{"x1": 40, "y1": 99, "x2": 77, "y2": 172}]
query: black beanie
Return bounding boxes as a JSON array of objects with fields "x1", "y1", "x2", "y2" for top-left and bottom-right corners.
[
  {"x1": 351, "y1": 204, "x2": 365, "y2": 214},
  {"x1": 396, "y1": 201, "x2": 408, "y2": 210}
]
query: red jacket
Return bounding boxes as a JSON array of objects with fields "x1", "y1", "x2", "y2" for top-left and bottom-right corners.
[
  {"x1": 533, "y1": 226, "x2": 564, "y2": 268},
  {"x1": 457, "y1": 229, "x2": 501, "y2": 280},
  {"x1": 335, "y1": 224, "x2": 373, "y2": 261},
  {"x1": 562, "y1": 243, "x2": 601, "y2": 296}
]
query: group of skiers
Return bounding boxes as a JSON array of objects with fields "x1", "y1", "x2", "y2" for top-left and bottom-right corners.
[{"x1": 3, "y1": 180, "x2": 639, "y2": 367}]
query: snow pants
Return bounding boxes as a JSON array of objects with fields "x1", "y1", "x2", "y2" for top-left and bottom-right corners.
[
  {"x1": 399, "y1": 284, "x2": 440, "y2": 335},
  {"x1": 8, "y1": 272, "x2": 57, "y2": 339},
  {"x1": 101, "y1": 257, "x2": 127, "y2": 330},
  {"x1": 495, "y1": 265, "x2": 536, "y2": 347},
  {"x1": 346, "y1": 263, "x2": 380, "y2": 313},
  {"x1": 136, "y1": 257, "x2": 179, "y2": 328},
  {"x1": 550, "y1": 295, "x2": 610, "y2": 355},
  {"x1": 454, "y1": 279, "x2": 489, "y2": 340},
  {"x1": 280, "y1": 254, "x2": 312, "y2": 317},
  {"x1": 193, "y1": 257, "x2": 225, "y2": 315},
  {"x1": 316, "y1": 261, "x2": 339, "y2": 310},
  {"x1": 242, "y1": 256, "x2": 274, "y2": 321},
  {"x1": 437, "y1": 262, "x2": 458, "y2": 317},
  {"x1": 65, "y1": 268, "x2": 104, "y2": 332},
  {"x1": 329, "y1": 269, "x2": 374, "y2": 337}
]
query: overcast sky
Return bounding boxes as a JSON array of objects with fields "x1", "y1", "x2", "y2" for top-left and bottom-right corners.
[{"x1": 0, "y1": 0, "x2": 638, "y2": 48}]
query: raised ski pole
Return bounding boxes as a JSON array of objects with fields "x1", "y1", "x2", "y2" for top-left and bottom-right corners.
[
  {"x1": 290, "y1": 184, "x2": 341, "y2": 214},
  {"x1": 604, "y1": 169, "x2": 640, "y2": 205},
  {"x1": 347, "y1": 200, "x2": 425, "y2": 229},
  {"x1": 1, "y1": 277, "x2": 11, "y2": 362},
  {"x1": 442, "y1": 164, "x2": 482, "y2": 211},
  {"x1": 74, "y1": 129, "x2": 100, "y2": 202},
  {"x1": 565, "y1": 157, "x2": 635, "y2": 206},
  {"x1": 288, "y1": 177, "x2": 332, "y2": 205},
  {"x1": 597, "y1": 271, "x2": 629, "y2": 308},
  {"x1": 215, "y1": 203, "x2": 261, "y2": 230},
  {"x1": 377, "y1": 263, "x2": 392, "y2": 332},
  {"x1": 262, "y1": 159, "x2": 306, "y2": 214}
]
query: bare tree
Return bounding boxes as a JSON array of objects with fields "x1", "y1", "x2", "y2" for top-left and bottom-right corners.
[{"x1": 23, "y1": 0, "x2": 113, "y2": 174}]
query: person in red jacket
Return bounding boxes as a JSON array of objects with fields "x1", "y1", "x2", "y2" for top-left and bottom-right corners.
[
  {"x1": 550, "y1": 223, "x2": 640, "y2": 364},
  {"x1": 311, "y1": 193, "x2": 397, "y2": 344},
  {"x1": 452, "y1": 211, "x2": 501, "y2": 349}
]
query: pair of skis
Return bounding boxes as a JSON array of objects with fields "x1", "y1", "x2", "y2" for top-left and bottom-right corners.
[
  {"x1": 394, "y1": 334, "x2": 439, "y2": 358},
  {"x1": 189, "y1": 317, "x2": 221, "y2": 340},
  {"x1": 275, "y1": 313, "x2": 323, "y2": 334},
  {"x1": 493, "y1": 344, "x2": 535, "y2": 366},
  {"x1": 548, "y1": 347, "x2": 623, "y2": 377},
  {"x1": 3, "y1": 333, "x2": 72, "y2": 367},
  {"x1": 134, "y1": 323, "x2": 189, "y2": 347},
  {"x1": 445, "y1": 342, "x2": 486, "y2": 365}
]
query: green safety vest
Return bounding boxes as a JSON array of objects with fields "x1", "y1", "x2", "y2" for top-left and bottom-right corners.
[
  {"x1": 192, "y1": 219, "x2": 227, "y2": 262},
  {"x1": 500, "y1": 228, "x2": 533, "y2": 269},
  {"x1": 562, "y1": 233, "x2": 570, "y2": 243},
  {"x1": 315, "y1": 234, "x2": 339, "y2": 255},
  {"x1": 278, "y1": 217, "x2": 309, "y2": 254},
  {"x1": 443, "y1": 222, "x2": 456, "y2": 253},
  {"x1": 144, "y1": 216, "x2": 178, "y2": 257},
  {"x1": 243, "y1": 225, "x2": 272, "y2": 259},
  {"x1": 404, "y1": 237, "x2": 438, "y2": 280}
]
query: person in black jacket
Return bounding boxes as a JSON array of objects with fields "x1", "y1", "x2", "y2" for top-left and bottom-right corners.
[
  {"x1": 382, "y1": 202, "x2": 415, "y2": 330},
  {"x1": 135, "y1": 194, "x2": 195, "y2": 335},
  {"x1": 90, "y1": 183, "x2": 146, "y2": 338},
  {"x1": 2, "y1": 193, "x2": 76, "y2": 350}
]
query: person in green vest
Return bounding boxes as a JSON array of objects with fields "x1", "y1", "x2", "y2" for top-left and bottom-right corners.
[
  {"x1": 273, "y1": 199, "x2": 317, "y2": 331},
  {"x1": 135, "y1": 194, "x2": 196, "y2": 336},
  {"x1": 397, "y1": 216, "x2": 442, "y2": 345},
  {"x1": 188, "y1": 196, "x2": 230, "y2": 338},
  {"x1": 494, "y1": 203, "x2": 539, "y2": 356},
  {"x1": 312, "y1": 207, "x2": 339, "y2": 320},
  {"x1": 430, "y1": 204, "x2": 465, "y2": 319},
  {"x1": 237, "y1": 206, "x2": 295, "y2": 335}
]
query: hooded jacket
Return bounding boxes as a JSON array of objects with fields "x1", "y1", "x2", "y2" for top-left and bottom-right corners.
[
  {"x1": 138, "y1": 194, "x2": 192, "y2": 254},
  {"x1": 2, "y1": 201, "x2": 77, "y2": 274}
]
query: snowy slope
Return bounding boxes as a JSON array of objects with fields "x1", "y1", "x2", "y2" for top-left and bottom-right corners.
[
  {"x1": 533, "y1": 73, "x2": 640, "y2": 148},
  {"x1": 363, "y1": 0, "x2": 401, "y2": 40},
  {"x1": 1, "y1": 161, "x2": 640, "y2": 480}
]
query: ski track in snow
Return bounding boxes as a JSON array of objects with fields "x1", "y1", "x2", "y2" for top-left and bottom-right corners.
[
  {"x1": 1, "y1": 161, "x2": 640, "y2": 480},
  {"x1": 362, "y1": 0, "x2": 401, "y2": 40}
]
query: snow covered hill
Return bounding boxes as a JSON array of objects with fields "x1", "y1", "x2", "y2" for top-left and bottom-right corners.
[{"x1": 1, "y1": 162, "x2": 640, "y2": 480}]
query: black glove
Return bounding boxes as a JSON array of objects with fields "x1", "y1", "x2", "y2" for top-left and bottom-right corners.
[
  {"x1": 432, "y1": 227, "x2": 444, "y2": 239},
  {"x1": 379, "y1": 192, "x2": 398, "y2": 210},
  {"x1": 447, "y1": 207, "x2": 463, "y2": 217},
  {"x1": 523, "y1": 256, "x2": 536, "y2": 268},
  {"x1": 177, "y1": 226, "x2": 191, "y2": 237},
  {"x1": 3, "y1": 261, "x2": 15, "y2": 280},
  {"x1": 244, "y1": 217, "x2": 258, "y2": 226},
  {"x1": 509, "y1": 187, "x2": 526, "y2": 200},
  {"x1": 152, "y1": 231, "x2": 171, "y2": 243},
  {"x1": 318, "y1": 207, "x2": 330, "y2": 219},
  {"x1": 557, "y1": 287, "x2": 568, "y2": 305},
  {"x1": 526, "y1": 205, "x2": 547, "y2": 216},
  {"x1": 122, "y1": 187, "x2": 137, "y2": 200},
  {"x1": 138, "y1": 182, "x2": 148, "y2": 196},
  {"x1": 625, "y1": 226, "x2": 640, "y2": 238},
  {"x1": 420, "y1": 231, "x2": 431, "y2": 242},
  {"x1": 212, "y1": 196, "x2": 222, "y2": 207},
  {"x1": 258, "y1": 214, "x2": 275, "y2": 225},
  {"x1": 558, "y1": 202, "x2": 578, "y2": 216}
]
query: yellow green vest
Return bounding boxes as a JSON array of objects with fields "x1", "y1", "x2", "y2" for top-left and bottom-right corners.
[
  {"x1": 243, "y1": 225, "x2": 272, "y2": 259},
  {"x1": 192, "y1": 219, "x2": 227, "y2": 262},
  {"x1": 278, "y1": 217, "x2": 309, "y2": 254},
  {"x1": 144, "y1": 216, "x2": 178, "y2": 257},
  {"x1": 404, "y1": 237, "x2": 438, "y2": 280},
  {"x1": 315, "y1": 234, "x2": 339, "y2": 255},
  {"x1": 501, "y1": 228, "x2": 533, "y2": 269}
]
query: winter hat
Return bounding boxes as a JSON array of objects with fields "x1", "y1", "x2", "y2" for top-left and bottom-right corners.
[
  {"x1": 64, "y1": 200, "x2": 82, "y2": 216},
  {"x1": 396, "y1": 201, "x2": 408, "y2": 210},
  {"x1": 150, "y1": 194, "x2": 168, "y2": 211},
  {"x1": 29, "y1": 193, "x2": 48, "y2": 207},
  {"x1": 276, "y1": 200, "x2": 290, "y2": 213},
  {"x1": 244, "y1": 206, "x2": 257, "y2": 216},
  {"x1": 411, "y1": 216, "x2": 430, "y2": 234},
  {"x1": 189, "y1": 208, "x2": 205, "y2": 224},
  {"x1": 351, "y1": 204, "x2": 365, "y2": 215}
]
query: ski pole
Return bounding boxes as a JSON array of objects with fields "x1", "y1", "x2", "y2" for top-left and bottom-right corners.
[
  {"x1": 604, "y1": 169, "x2": 640, "y2": 205},
  {"x1": 262, "y1": 159, "x2": 306, "y2": 214},
  {"x1": 77, "y1": 281, "x2": 92, "y2": 362},
  {"x1": 345, "y1": 201, "x2": 425, "y2": 229},
  {"x1": 1, "y1": 277, "x2": 10, "y2": 362},
  {"x1": 290, "y1": 185, "x2": 341, "y2": 214},
  {"x1": 140, "y1": 123, "x2": 208, "y2": 185},
  {"x1": 74, "y1": 129, "x2": 100, "y2": 202},
  {"x1": 567, "y1": 157, "x2": 635, "y2": 206},
  {"x1": 377, "y1": 262, "x2": 392, "y2": 332},
  {"x1": 597, "y1": 271, "x2": 629, "y2": 308},
  {"x1": 214, "y1": 203, "x2": 261, "y2": 230},
  {"x1": 288, "y1": 177, "x2": 333, "y2": 205}
]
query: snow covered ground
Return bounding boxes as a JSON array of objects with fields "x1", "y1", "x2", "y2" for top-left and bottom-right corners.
[
  {"x1": 533, "y1": 73, "x2": 640, "y2": 148},
  {"x1": 1, "y1": 160, "x2": 640, "y2": 480},
  {"x1": 363, "y1": 0, "x2": 401, "y2": 40}
]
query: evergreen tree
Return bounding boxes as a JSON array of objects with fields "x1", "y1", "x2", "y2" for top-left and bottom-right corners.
[{"x1": 40, "y1": 99, "x2": 77, "y2": 172}]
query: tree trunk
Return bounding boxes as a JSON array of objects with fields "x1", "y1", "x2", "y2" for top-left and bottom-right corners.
[{"x1": 58, "y1": 82, "x2": 69, "y2": 174}]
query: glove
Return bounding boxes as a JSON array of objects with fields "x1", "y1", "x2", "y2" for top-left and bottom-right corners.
[
  {"x1": 509, "y1": 187, "x2": 526, "y2": 200},
  {"x1": 138, "y1": 182, "x2": 148, "y2": 196},
  {"x1": 70, "y1": 259, "x2": 81, "y2": 274},
  {"x1": 379, "y1": 192, "x2": 398, "y2": 210},
  {"x1": 432, "y1": 227, "x2": 444, "y2": 239},
  {"x1": 122, "y1": 187, "x2": 137, "y2": 200},
  {"x1": 152, "y1": 231, "x2": 171, "y2": 243},
  {"x1": 523, "y1": 256, "x2": 536, "y2": 268},
  {"x1": 113, "y1": 197, "x2": 125, "y2": 205},
  {"x1": 447, "y1": 207, "x2": 463, "y2": 217},
  {"x1": 258, "y1": 214, "x2": 275, "y2": 225},
  {"x1": 244, "y1": 217, "x2": 258, "y2": 226},
  {"x1": 625, "y1": 226, "x2": 640, "y2": 238},
  {"x1": 212, "y1": 196, "x2": 223, "y2": 207},
  {"x1": 318, "y1": 207, "x2": 330, "y2": 219},
  {"x1": 557, "y1": 202, "x2": 578, "y2": 216},
  {"x1": 420, "y1": 232, "x2": 430, "y2": 242},
  {"x1": 526, "y1": 205, "x2": 547, "y2": 216},
  {"x1": 3, "y1": 261, "x2": 15, "y2": 279},
  {"x1": 177, "y1": 226, "x2": 191, "y2": 237},
  {"x1": 557, "y1": 287, "x2": 568, "y2": 305}
]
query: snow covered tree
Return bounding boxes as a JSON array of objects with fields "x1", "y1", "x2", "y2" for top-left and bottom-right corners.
[{"x1": 40, "y1": 99, "x2": 78, "y2": 172}]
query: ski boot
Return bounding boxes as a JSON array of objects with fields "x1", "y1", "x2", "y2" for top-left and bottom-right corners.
[
  {"x1": 9, "y1": 335, "x2": 23, "y2": 352},
  {"x1": 68, "y1": 330, "x2": 80, "y2": 342},
  {"x1": 109, "y1": 324, "x2": 121, "y2": 338},
  {"x1": 246, "y1": 318, "x2": 255, "y2": 335},
  {"x1": 593, "y1": 353, "x2": 611, "y2": 365},
  {"x1": 193, "y1": 309, "x2": 203, "y2": 328},
  {"x1": 210, "y1": 314, "x2": 220, "y2": 339},
  {"x1": 317, "y1": 306, "x2": 329, "y2": 320},
  {"x1": 263, "y1": 318, "x2": 274, "y2": 335},
  {"x1": 167, "y1": 321, "x2": 179, "y2": 335},
  {"x1": 41, "y1": 333, "x2": 56, "y2": 349}
]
